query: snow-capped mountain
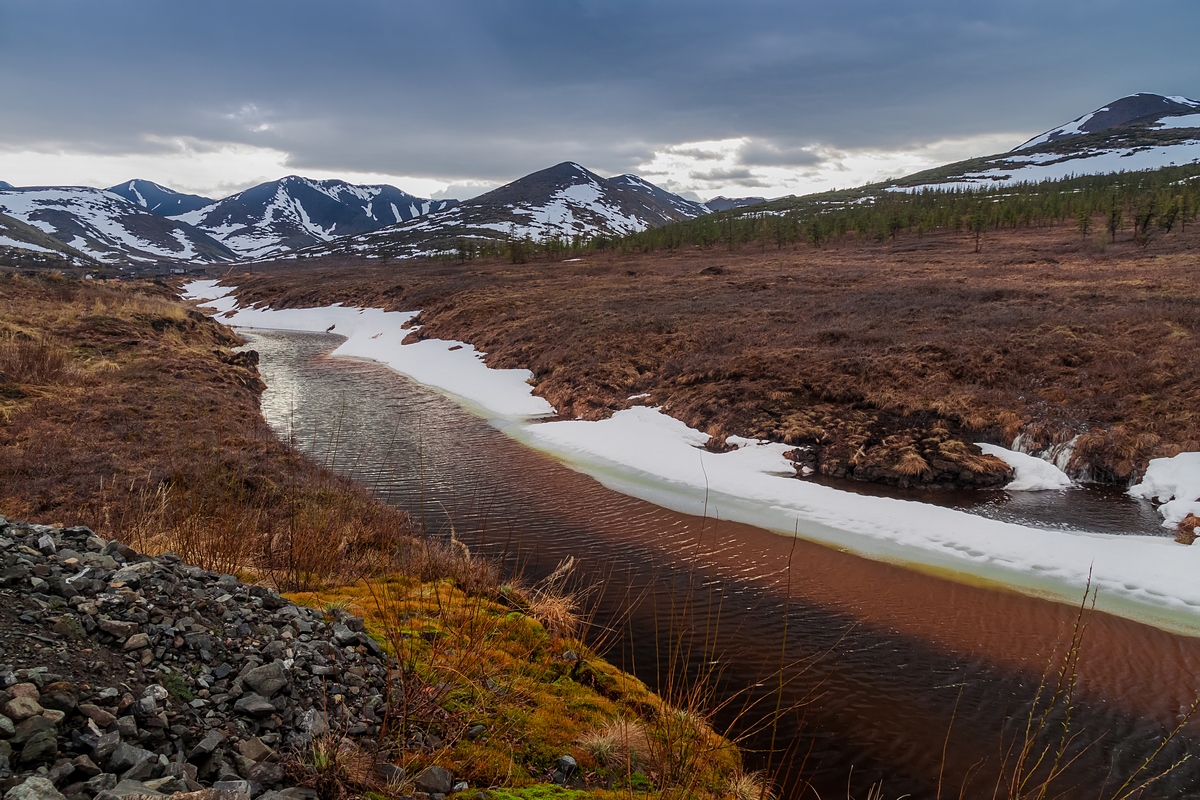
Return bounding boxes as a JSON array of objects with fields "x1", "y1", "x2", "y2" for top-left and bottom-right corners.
[
  {"x1": 1015, "y1": 93, "x2": 1200, "y2": 150},
  {"x1": 172, "y1": 176, "x2": 457, "y2": 258},
  {"x1": 0, "y1": 210, "x2": 91, "y2": 261},
  {"x1": 0, "y1": 187, "x2": 235, "y2": 264},
  {"x1": 106, "y1": 179, "x2": 213, "y2": 216},
  {"x1": 705, "y1": 196, "x2": 768, "y2": 212},
  {"x1": 0, "y1": 181, "x2": 12, "y2": 190},
  {"x1": 329, "y1": 162, "x2": 709, "y2": 258},
  {"x1": 893, "y1": 93, "x2": 1200, "y2": 191}
]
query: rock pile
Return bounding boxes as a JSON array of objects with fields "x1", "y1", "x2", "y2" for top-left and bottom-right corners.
[{"x1": 0, "y1": 516, "x2": 411, "y2": 800}]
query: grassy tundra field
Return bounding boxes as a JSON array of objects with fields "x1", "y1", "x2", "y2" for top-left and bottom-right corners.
[{"x1": 228, "y1": 217, "x2": 1200, "y2": 492}]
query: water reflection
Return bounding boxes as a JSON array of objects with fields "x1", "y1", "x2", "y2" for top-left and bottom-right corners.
[{"x1": 244, "y1": 328, "x2": 1200, "y2": 800}]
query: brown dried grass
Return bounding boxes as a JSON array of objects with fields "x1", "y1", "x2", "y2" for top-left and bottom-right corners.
[{"x1": 229, "y1": 220, "x2": 1200, "y2": 487}]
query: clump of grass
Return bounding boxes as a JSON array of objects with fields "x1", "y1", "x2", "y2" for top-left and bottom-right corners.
[
  {"x1": 289, "y1": 732, "x2": 381, "y2": 800},
  {"x1": 523, "y1": 556, "x2": 583, "y2": 639},
  {"x1": 578, "y1": 718, "x2": 650, "y2": 769},
  {"x1": 726, "y1": 770, "x2": 775, "y2": 800}
]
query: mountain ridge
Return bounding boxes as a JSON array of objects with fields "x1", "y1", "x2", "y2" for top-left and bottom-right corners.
[
  {"x1": 106, "y1": 179, "x2": 214, "y2": 216},
  {"x1": 173, "y1": 175, "x2": 458, "y2": 258},
  {"x1": 319, "y1": 161, "x2": 709, "y2": 259}
]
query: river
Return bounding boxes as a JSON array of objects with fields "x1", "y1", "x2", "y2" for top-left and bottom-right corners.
[{"x1": 244, "y1": 327, "x2": 1200, "y2": 799}]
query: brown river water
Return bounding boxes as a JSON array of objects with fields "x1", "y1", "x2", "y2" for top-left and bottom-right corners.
[{"x1": 244, "y1": 328, "x2": 1200, "y2": 799}]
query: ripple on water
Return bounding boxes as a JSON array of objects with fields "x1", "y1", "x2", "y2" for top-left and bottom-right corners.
[{"x1": 244, "y1": 328, "x2": 1200, "y2": 800}]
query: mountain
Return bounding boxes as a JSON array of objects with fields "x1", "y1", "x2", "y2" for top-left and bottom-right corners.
[
  {"x1": 607, "y1": 174, "x2": 708, "y2": 218},
  {"x1": 705, "y1": 196, "x2": 768, "y2": 212},
  {"x1": 891, "y1": 93, "x2": 1200, "y2": 191},
  {"x1": 326, "y1": 162, "x2": 710, "y2": 258},
  {"x1": 0, "y1": 187, "x2": 235, "y2": 264},
  {"x1": 171, "y1": 176, "x2": 457, "y2": 259},
  {"x1": 1015, "y1": 93, "x2": 1200, "y2": 150},
  {"x1": 0, "y1": 210, "x2": 92, "y2": 262},
  {"x1": 106, "y1": 179, "x2": 213, "y2": 216},
  {"x1": 0, "y1": 181, "x2": 12, "y2": 190}
]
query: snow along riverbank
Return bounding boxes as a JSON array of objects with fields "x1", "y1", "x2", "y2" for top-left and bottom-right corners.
[{"x1": 183, "y1": 280, "x2": 1200, "y2": 636}]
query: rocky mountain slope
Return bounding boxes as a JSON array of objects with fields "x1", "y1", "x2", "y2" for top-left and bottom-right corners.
[
  {"x1": 320, "y1": 162, "x2": 709, "y2": 258},
  {"x1": 892, "y1": 92, "x2": 1200, "y2": 191},
  {"x1": 105, "y1": 180, "x2": 213, "y2": 217},
  {"x1": 0, "y1": 188, "x2": 235, "y2": 265},
  {"x1": 171, "y1": 177, "x2": 457, "y2": 259}
]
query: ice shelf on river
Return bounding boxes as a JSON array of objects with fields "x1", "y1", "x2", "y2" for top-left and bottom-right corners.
[{"x1": 183, "y1": 280, "x2": 1200, "y2": 635}]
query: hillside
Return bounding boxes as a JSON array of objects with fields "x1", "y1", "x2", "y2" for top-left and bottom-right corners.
[{"x1": 0, "y1": 187, "x2": 235, "y2": 264}]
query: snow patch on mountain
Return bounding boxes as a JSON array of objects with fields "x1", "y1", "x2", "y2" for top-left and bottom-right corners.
[
  {"x1": 898, "y1": 140, "x2": 1200, "y2": 192},
  {"x1": 0, "y1": 187, "x2": 233, "y2": 263}
]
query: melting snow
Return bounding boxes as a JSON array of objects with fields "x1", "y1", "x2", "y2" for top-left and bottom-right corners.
[
  {"x1": 183, "y1": 280, "x2": 1200, "y2": 635},
  {"x1": 1129, "y1": 453, "x2": 1200, "y2": 527}
]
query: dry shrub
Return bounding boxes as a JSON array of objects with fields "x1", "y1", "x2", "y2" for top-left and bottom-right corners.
[
  {"x1": 1176, "y1": 514, "x2": 1199, "y2": 546},
  {"x1": 726, "y1": 770, "x2": 775, "y2": 800},
  {"x1": 288, "y1": 733, "x2": 380, "y2": 800},
  {"x1": 0, "y1": 335, "x2": 76, "y2": 385},
  {"x1": 523, "y1": 556, "x2": 583, "y2": 638},
  {"x1": 579, "y1": 718, "x2": 651, "y2": 769}
]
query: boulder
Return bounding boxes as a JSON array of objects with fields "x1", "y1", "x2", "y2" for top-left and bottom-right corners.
[
  {"x1": 3, "y1": 776, "x2": 66, "y2": 800},
  {"x1": 414, "y1": 765, "x2": 453, "y2": 795}
]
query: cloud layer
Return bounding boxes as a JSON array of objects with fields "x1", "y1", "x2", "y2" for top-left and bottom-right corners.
[{"x1": 1, "y1": 0, "x2": 1197, "y2": 198}]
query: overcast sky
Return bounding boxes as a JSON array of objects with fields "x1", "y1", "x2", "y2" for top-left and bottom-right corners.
[{"x1": 1, "y1": 0, "x2": 1197, "y2": 201}]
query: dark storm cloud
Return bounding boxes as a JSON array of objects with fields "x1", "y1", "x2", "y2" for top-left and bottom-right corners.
[{"x1": 1, "y1": 0, "x2": 1198, "y2": 182}]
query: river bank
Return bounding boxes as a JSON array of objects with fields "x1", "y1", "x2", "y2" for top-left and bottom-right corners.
[
  {"x1": 182, "y1": 279, "x2": 1200, "y2": 637},
  {"x1": 0, "y1": 268, "x2": 753, "y2": 800}
]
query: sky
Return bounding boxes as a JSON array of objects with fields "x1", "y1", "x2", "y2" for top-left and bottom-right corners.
[{"x1": 1, "y1": 0, "x2": 1198, "y2": 202}]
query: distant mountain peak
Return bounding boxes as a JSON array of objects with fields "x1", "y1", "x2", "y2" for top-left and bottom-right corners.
[
  {"x1": 0, "y1": 181, "x2": 12, "y2": 190},
  {"x1": 1016, "y1": 92, "x2": 1200, "y2": 151},
  {"x1": 173, "y1": 175, "x2": 456, "y2": 258},
  {"x1": 106, "y1": 179, "x2": 213, "y2": 216}
]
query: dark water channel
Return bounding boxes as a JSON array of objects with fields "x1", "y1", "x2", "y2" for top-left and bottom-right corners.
[{"x1": 244, "y1": 328, "x2": 1200, "y2": 799}]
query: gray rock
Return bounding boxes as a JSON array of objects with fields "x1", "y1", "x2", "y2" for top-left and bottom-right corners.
[
  {"x1": 92, "y1": 732, "x2": 121, "y2": 764},
  {"x1": 11, "y1": 716, "x2": 56, "y2": 747},
  {"x1": 83, "y1": 774, "x2": 117, "y2": 795},
  {"x1": 247, "y1": 760, "x2": 283, "y2": 786},
  {"x1": 93, "y1": 779, "x2": 164, "y2": 800},
  {"x1": 211, "y1": 779, "x2": 253, "y2": 799},
  {"x1": 242, "y1": 662, "x2": 287, "y2": 698},
  {"x1": 97, "y1": 619, "x2": 138, "y2": 639},
  {"x1": 121, "y1": 633, "x2": 150, "y2": 651},
  {"x1": 414, "y1": 765, "x2": 453, "y2": 795},
  {"x1": 376, "y1": 763, "x2": 405, "y2": 783},
  {"x1": 188, "y1": 729, "x2": 224, "y2": 762},
  {"x1": 3, "y1": 776, "x2": 66, "y2": 800},
  {"x1": 2, "y1": 697, "x2": 43, "y2": 723},
  {"x1": 236, "y1": 737, "x2": 274, "y2": 763},
  {"x1": 556, "y1": 754, "x2": 578, "y2": 777},
  {"x1": 0, "y1": 715, "x2": 12, "y2": 737},
  {"x1": 18, "y1": 728, "x2": 57, "y2": 765},
  {"x1": 466, "y1": 724, "x2": 487, "y2": 740},
  {"x1": 330, "y1": 623, "x2": 358, "y2": 646},
  {"x1": 70, "y1": 754, "x2": 102, "y2": 778},
  {"x1": 232, "y1": 693, "x2": 274, "y2": 716},
  {"x1": 106, "y1": 741, "x2": 155, "y2": 774}
]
